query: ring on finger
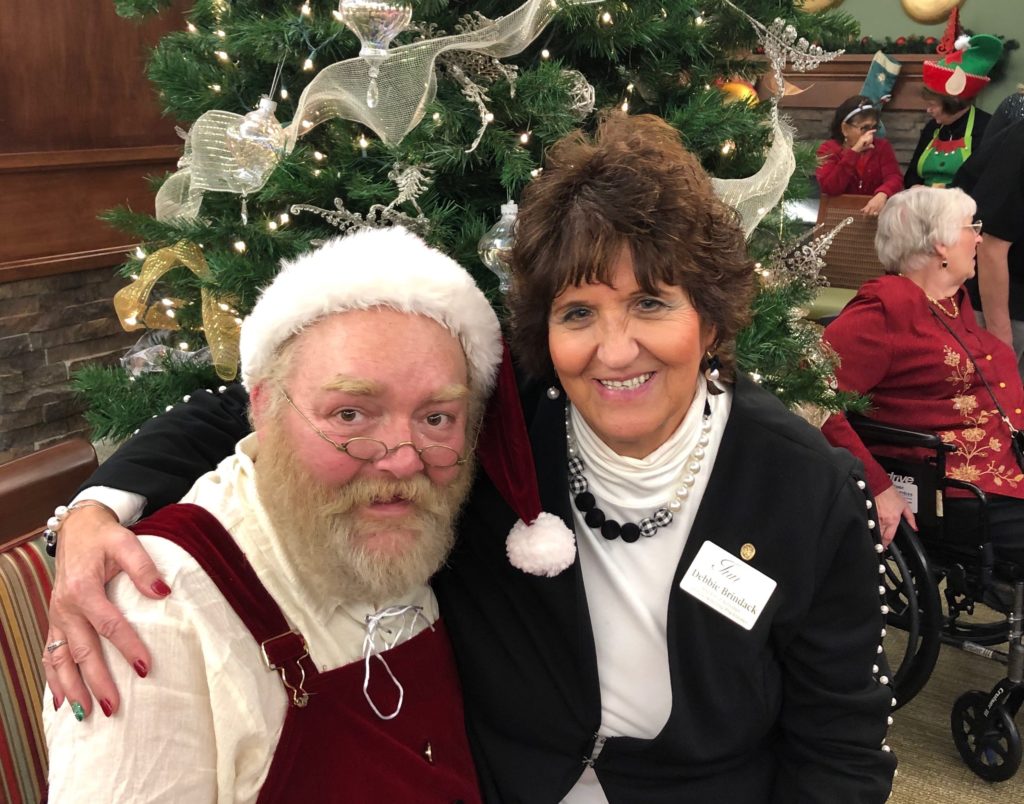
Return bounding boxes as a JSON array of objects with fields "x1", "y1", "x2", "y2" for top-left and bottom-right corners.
[{"x1": 46, "y1": 639, "x2": 69, "y2": 654}]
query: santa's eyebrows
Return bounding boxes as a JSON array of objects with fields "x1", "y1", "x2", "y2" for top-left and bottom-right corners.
[
  {"x1": 321, "y1": 375, "x2": 381, "y2": 395},
  {"x1": 428, "y1": 383, "x2": 470, "y2": 403},
  {"x1": 321, "y1": 375, "x2": 469, "y2": 403}
]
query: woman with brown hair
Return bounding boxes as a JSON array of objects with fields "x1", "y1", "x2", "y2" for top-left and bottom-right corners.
[{"x1": 45, "y1": 113, "x2": 896, "y2": 802}]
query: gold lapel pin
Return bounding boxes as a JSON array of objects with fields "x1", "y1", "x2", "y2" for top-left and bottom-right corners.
[{"x1": 740, "y1": 543, "x2": 756, "y2": 561}]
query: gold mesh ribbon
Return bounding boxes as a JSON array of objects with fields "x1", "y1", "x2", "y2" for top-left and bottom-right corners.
[{"x1": 113, "y1": 242, "x2": 241, "y2": 381}]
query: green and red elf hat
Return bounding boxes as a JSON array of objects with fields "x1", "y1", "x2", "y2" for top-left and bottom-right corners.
[{"x1": 923, "y1": 8, "x2": 1003, "y2": 100}]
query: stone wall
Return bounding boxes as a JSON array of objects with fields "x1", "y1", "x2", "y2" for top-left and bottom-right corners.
[{"x1": 0, "y1": 268, "x2": 135, "y2": 463}]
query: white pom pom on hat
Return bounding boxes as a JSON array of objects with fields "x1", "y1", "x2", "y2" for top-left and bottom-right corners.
[{"x1": 506, "y1": 513, "x2": 577, "y2": 577}]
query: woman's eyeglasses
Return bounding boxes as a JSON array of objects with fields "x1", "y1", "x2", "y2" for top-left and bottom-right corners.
[
  {"x1": 964, "y1": 220, "x2": 984, "y2": 235},
  {"x1": 849, "y1": 123, "x2": 878, "y2": 133}
]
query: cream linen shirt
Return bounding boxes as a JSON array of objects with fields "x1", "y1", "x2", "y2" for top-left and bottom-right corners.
[{"x1": 44, "y1": 434, "x2": 440, "y2": 804}]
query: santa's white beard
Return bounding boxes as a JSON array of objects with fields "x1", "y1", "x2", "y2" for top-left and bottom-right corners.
[{"x1": 255, "y1": 425, "x2": 471, "y2": 607}]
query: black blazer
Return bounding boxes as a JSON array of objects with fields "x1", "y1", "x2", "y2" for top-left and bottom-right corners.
[{"x1": 87, "y1": 376, "x2": 896, "y2": 802}]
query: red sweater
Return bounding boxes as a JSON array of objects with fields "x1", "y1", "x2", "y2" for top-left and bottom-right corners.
[
  {"x1": 816, "y1": 138, "x2": 904, "y2": 198},
  {"x1": 822, "y1": 275, "x2": 1024, "y2": 500}
]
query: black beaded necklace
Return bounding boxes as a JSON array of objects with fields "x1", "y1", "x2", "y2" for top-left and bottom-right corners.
[{"x1": 566, "y1": 400, "x2": 713, "y2": 543}]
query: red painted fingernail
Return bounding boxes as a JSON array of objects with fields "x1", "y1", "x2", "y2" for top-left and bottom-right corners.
[
  {"x1": 53, "y1": 696, "x2": 61, "y2": 711},
  {"x1": 133, "y1": 659, "x2": 149, "y2": 678},
  {"x1": 100, "y1": 699, "x2": 113, "y2": 718},
  {"x1": 151, "y1": 580, "x2": 171, "y2": 596}
]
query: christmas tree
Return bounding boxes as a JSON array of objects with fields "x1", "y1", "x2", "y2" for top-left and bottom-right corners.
[{"x1": 77, "y1": 0, "x2": 863, "y2": 439}]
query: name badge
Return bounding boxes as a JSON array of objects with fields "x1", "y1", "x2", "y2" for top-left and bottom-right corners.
[
  {"x1": 679, "y1": 541, "x2": 777, "y2": 631},
  {"x1": 889, "y1": 471, "x2": 919, "y2": 514}
]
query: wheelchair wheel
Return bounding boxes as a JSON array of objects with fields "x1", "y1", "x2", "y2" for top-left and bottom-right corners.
[
  {"x1": 951, "y1": 690, "x2": 1022, "y2": 782},
  {"x1": 884, "y1": 526, "x2": 942, "y2": 708}
]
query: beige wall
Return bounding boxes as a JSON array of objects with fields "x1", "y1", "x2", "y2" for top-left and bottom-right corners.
[{"x1": 842, "y1": 0, "x2": 1023, "y2": 111}]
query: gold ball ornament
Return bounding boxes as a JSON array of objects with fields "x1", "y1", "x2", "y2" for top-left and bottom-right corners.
[
  {"x1": 798, "y1": 0, "x2": 844, "y2": 12},
  {"x1": 720, "y1": 80, "x2": 758, "y2": 105},
  {"x1": 900, "y1": 0, "x2": 965, "y2": 25}
]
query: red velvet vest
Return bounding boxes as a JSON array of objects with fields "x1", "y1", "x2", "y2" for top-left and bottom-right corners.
[{"x1": 132, "y1": 503, "x2": 480, "y2": 803}]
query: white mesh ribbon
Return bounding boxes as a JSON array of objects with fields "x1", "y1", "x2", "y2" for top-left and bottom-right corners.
[
  {"x1": 156, "y1": 0, "x2": 600, "y2": 222},
  {"x1": 711, "y1": 108, "x2": 796, "y2": 238},
  {"x1": 156, "y1": 168, "x2": 203, "y2": 222},
  {"x1": 287, "y1": 0, "x2": 599, "y2": 147}
]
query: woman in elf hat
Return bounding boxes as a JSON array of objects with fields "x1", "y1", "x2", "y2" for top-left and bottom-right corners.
[
  {"x1": 44, "y1": 113, "x2": 897, "y2": 802},
  {"x1": 905, "y1": 11, "x2": 1002, "y2": 189},
  {"x1": 817, "y1": 94, "x2": 904, "y2": 216}
]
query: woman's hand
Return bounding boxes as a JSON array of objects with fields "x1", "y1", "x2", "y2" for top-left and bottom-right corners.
[
  {"x1": 874, "y1": 485, "x2": 917, "y2": 547},
  {"x1": 44, "y1": 504, "x2": 168, "y2": 718},
  {"x1": 850, "y1": 130, "x2": 875, "y2": 153},
  {"x1": 860, "y1": 192, "x2": 888, "y2": 217}
]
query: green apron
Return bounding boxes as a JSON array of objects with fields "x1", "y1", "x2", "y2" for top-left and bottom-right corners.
[{"x1": 917, "y1": 106, "x2": 977, "y2": 188}]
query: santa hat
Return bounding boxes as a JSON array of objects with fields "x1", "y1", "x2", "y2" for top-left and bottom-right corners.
[
  {"x1": 240, "y1": 227, "x2": 502, "y2": 394},
  {"x1": 241, "y1": 226, "x2": 575, "y2": 576},
  {"x1": 477, "y1": 342, "x2": 577, "y2": 577},
  {"x1": 923, "y1": 10, "x2": 1003, "y2": 100}
]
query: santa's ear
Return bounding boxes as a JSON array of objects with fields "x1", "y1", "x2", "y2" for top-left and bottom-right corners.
[{"x1": 249, "y1": 381, "x2": 272, "y2": 430}]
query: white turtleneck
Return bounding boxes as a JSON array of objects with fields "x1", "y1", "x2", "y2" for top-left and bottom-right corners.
[{"x1": 562, "y1": 382, "x2": 732, "y2": 803}]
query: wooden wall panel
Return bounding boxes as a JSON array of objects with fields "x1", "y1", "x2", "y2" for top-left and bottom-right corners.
[
  {"x1": 760, "y1": 54, "x2": 930, "y2": 111},
  {"x1": 0, "y1": 1, "x2": 191, "y2": 283},
  {"x1": 0, "y1": 1, "x2": 190, "y2": 152},
  {"x1": 0, "y1": 147, "x2": 179, "y2": 280}
]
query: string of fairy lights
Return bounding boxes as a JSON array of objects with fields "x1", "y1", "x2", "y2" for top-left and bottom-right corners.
[{"x1": 125, "y1": 2, "x2": 752, "y2": 350}]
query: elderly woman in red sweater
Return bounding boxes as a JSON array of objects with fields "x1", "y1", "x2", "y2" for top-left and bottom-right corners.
[
  {"x1": 817, "y1": 95, "x2": 904, "y2": 216},
  {"x1": 822, "y1": 187, "x2": 1024, "y2": 566}
]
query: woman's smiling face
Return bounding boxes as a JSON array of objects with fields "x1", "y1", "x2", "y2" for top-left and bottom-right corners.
[{"x1": 548, "y1": 246, "x2": 715, "y2": 459}]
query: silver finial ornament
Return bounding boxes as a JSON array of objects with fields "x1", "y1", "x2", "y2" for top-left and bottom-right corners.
[{"x1": 478, "y1": 201, "x2": 517, "y2": 293}]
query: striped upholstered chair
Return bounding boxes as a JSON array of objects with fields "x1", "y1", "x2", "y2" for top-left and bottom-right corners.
[
  {"x1": 0, "y1": 533, "x2": 55, "y2": 804},
  {"x1": 0, "y1": 439, "x2": 97, "y2": 804}
]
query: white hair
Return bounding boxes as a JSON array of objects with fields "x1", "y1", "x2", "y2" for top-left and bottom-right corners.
[{"x1": 875, "y1": 187, "x2": 977, "y2": 274}]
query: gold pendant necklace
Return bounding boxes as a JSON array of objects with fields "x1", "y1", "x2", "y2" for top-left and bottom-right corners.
[{"x1": 927, "y1": 293, "x2": 959, "y2": 319}]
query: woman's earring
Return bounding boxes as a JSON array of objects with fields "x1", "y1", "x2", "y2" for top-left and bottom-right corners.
[
  {"x1": 546, "y1": 386, "x2": 561, "y2": 400},
  {"x1": 704, "y1": 353, "x2": 721, "y2": 382},
  {"x1": 940, "y1": 258, "x2": 949, "y2": 269}
]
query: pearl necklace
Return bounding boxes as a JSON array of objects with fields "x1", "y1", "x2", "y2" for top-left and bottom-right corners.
[
  {"x1": 927, "y1": 293, "x2": 959, "y2": 319},
  {"x1": 566, "y1": 401, "x2": 713, "y2": 542}
]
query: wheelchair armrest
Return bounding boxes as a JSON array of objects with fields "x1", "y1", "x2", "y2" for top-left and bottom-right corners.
[
  {"x1": 943, "y1": 478, "x2": 988, "y2": 506},
  {"x1": 847, "y1": 414, "x2": 956, "y2": 452}
]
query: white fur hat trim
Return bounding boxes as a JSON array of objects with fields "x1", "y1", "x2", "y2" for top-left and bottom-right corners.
[
  {"x1": 240, "y1": 227, "x2": 502, "y2": 392},
  {"x1": 506, "y1": 512, "x2": 577, "y2": 577}
]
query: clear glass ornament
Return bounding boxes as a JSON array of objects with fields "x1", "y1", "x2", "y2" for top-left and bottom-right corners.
[
  {"x1": 337, "y1": 0, "x2": 414, "y2": 108},
  {"x1": 478, "y1": 201, "x2": 517, "y2": 294},
  {"x1": 226, "y1": 96, "x2": 286, "y2": 191}
]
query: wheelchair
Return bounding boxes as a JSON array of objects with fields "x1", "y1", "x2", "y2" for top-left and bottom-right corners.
[{"x1": 849, "y1": 414, "x2": 1024, "y2": 782}]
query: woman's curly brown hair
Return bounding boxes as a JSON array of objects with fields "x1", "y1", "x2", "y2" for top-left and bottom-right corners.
[{"x1": 509, "y1": 111, "x2": 755, "y2": 383}]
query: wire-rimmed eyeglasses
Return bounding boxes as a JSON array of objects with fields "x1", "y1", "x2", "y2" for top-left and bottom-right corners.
[
  {"x1": 281, "y1": 390, "x2": 467, "y2": 468},
  {"x1": 964, "y1": 220, "x2": 984, "y2": 235}
]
